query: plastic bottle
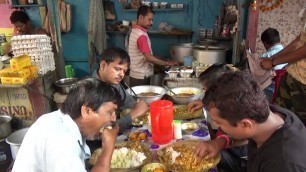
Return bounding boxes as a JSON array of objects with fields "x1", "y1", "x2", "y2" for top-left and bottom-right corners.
[{"x1": 173, "y1": 120, "x2": 182, "y2": 139}]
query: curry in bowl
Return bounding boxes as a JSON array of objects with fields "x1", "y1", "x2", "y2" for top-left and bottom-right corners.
[{"x1": 137, "y1": 92, "x2": 160, "y2": 97}]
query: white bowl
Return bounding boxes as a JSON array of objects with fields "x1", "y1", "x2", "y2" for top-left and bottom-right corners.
[
  {"x1": 167, "y1": 87, "x2": 205, "y2": 104},
  {"x1": 126, "y1": 85, "x2": 166, "y2": 105}
]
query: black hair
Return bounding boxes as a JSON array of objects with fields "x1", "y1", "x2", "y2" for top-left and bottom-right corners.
[
  {"x1": 10, "y1": 11, "x2": 30, "y2": 24},
  {"x1": 198, "y1": 63, "x2": 232, "y2": 89},
  {"x1": 99, "y1": 47, "x2": 130, "y2": 65},
  {"x1": 137, "y1": 5, "x2": 155, "y2": 19},
  {"x1": 203, "y1": 71, "x2": 270, "y2": 126},
  {"x1": 60, "y1": 78, "x2": 119, "y2": 119},
  {"x1": 261, "y1": 28, "x2": 280, "y2": 45}
]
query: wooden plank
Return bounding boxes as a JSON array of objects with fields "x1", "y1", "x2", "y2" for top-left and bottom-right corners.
[
  {"x1": 0, "y1": 89, "x2": 9, "y2": 114},
  {"x1": 246, "y1": 7, "x2": 260, "y2": 52}
]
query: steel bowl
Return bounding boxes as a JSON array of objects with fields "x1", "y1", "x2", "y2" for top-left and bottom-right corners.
[
  {"x1": 54, "y1": 78, "x2": 78, "y2": 94},
  {"x1": 167, "y1": 87, "x2": 205, "y2": 104},
  {"x1": 181, "y1": 122, "x2": 200, "y2": 134},
  {"x1": 141, "y1": 163, "x2": 168, "y2": 172},
  {"x1": 0, "y1": 115, "x2": 12, "y2": 139},
  {"x1": 126, "y1": 85, "x2": 166, "y2": 105}
]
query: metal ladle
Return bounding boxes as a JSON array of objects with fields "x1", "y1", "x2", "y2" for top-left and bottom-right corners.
[
  {"x1": 164, "y1": 85, "x2": 178, "y2": 96},
  {"x1": 122, "y1": 81, "x2": 138, "y2": 97}
]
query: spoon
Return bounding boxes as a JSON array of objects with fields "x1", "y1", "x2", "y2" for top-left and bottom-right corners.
[
  {"x1": 122, "y1": 81, "x2": 138, "y2": 97},
  {"x1": 164, "y1": 85, "x2": 178, "y2": 96}
]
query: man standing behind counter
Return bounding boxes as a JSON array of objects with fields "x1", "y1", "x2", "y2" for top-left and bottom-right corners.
[
  {"x1": 10, "y1": 10, "x2": 48, "y2": 35},
  {"x1": 128, "y1": 5, "x2": 177, "y2": 87},
  {"x1": 92, "y1": 47, "x2": 148, "y2": 132}
]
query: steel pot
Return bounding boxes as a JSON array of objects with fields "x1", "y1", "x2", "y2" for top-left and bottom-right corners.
[
  {"x1": 193, "y1": 45, "x2": 227, "y2": 65},
  {"x1": 0, "y1": 115, "x2": 12, "y2": 139},
  {"x1": 54, "y1": 77, "x2": 78, "y2": 94},
  {"x1": 170, "y1": 43, "x2": 193, "y2": 63}
]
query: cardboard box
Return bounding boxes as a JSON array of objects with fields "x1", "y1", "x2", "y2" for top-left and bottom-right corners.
[
  {"x1": 0, "y1": 77, "x2": 12, "y2": 84},
  {"x1": 12, "y1": 77, "x2": 28, "y2": 84},
  {"x1": 10, "y1": 55, "x2": 31, "y2": 71}
]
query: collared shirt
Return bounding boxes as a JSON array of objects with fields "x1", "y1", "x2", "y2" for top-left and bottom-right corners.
[
  {"x1": 12, "y1": 110, "x2": 90, "y2": 172},
  {"x1": 128, "y1": 24, "x2": 154, "y2": 79},
  {"x1": 286, "y1": 25, "x2": 306, "y2": 85},
  {"x1": 92, "y1": 70, "x2": 134, "y2": 132},
  {"x1": 260, "y1": 44, "x2": 287, "y2": 70}
]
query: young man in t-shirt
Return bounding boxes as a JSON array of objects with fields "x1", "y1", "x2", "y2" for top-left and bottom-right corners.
[{"x1": 194, "y1": 71, "x2": 306, "y2": 172}]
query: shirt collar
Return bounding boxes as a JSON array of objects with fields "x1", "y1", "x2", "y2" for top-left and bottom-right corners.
[
  {"x1": 267, "y1": 44, "x2": 283, "y2": 52},
  {"x1": 60, "y1": 110, "x2": 91, "y2": 156},
  {"x1": 133, "y1": 24, "x2": 147, "y2": 32}
]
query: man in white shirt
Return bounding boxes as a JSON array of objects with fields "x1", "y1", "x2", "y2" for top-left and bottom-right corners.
[{"x1": 13, "y1": 78, "x2": 119, "y2": 172}]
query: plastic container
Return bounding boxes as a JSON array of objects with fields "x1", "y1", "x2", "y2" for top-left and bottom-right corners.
[
  {"x1": 183, "y1": 56, "x2": 193, "y2": 66},
  {"x1": 6, "y1": 128, "x2": 29, "y2": 159},
  {"x1": 173, "y1": 120, "x2": 182, "y2": 139},
  {"x1": 150, "y1": 100, "x2": 174, "y2": 144}
]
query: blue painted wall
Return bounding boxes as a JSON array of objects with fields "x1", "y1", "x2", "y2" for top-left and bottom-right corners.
[
  {"x1": 60, "y1": 0, "x2": 90, "y2": 78},
  {"x1": 27, "y1": 0, "x2": 239, "y2": 78},
  {"x1": 107, "y1": 0, "x2": 223, "y2": 61}
]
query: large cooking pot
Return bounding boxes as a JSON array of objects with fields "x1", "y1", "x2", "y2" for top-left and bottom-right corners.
[
  {"x1": 193, "y1": 44, "x2": 227, "y2": 65},
  {"x1": 170, "y1": 43, "x2": 193, "y2": 63},
  {"x1": 0, "y1": 115, "x2": 12, "y2": 139}
]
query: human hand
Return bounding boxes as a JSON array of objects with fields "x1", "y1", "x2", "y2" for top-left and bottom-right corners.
[
  {"x1": 194, "y1": 138, "x2": 227, "y2": 159},
  {"x1": 188, "y1": 100, "x2": 204, "y2": 112},
  {"x1": 167, "y1": 60, "x2": 179, "y2": 66},
  {"x1": 260, "y1": 58, "x2": 273, "y2": 70},
  {"x1": 101, "y1": 125, "x2": 119, "y2": 150},
  {"x1": 130, "y1": 100, "x2": 149, "y2": 120}
]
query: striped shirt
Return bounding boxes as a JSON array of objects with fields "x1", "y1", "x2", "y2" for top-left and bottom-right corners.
[{"x1": 128, "y1": 25, "x2": 154, "y2": 79}]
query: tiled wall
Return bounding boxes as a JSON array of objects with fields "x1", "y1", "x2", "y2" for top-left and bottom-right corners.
[{"x1": 255, "y1": 0, "x2": 306, "y2": 54}]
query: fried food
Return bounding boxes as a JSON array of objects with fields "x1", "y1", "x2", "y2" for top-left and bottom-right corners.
[
  {"x1": 129, "y1": 131, "x2": 147, "y2": 141},
  {"x1": 132, "y1": 112, "x2": 149, "y2": 126},
  {"x1": 173, "y1": 105, "x2": 202, "y2": 120},
  {"x1": 153, "y1": 168, "x2": 164, "y2": 172},
  {"x1": 158, "y1": 141, "x2": 220, "y2": 172}
]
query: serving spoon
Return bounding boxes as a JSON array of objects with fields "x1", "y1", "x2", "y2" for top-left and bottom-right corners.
[
  {"x1": 164, "y1": 85, "x2": 178, "y2": 96},
  {"x1": 122, "y1": 81, "x2": 138, "y2": 97}
]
